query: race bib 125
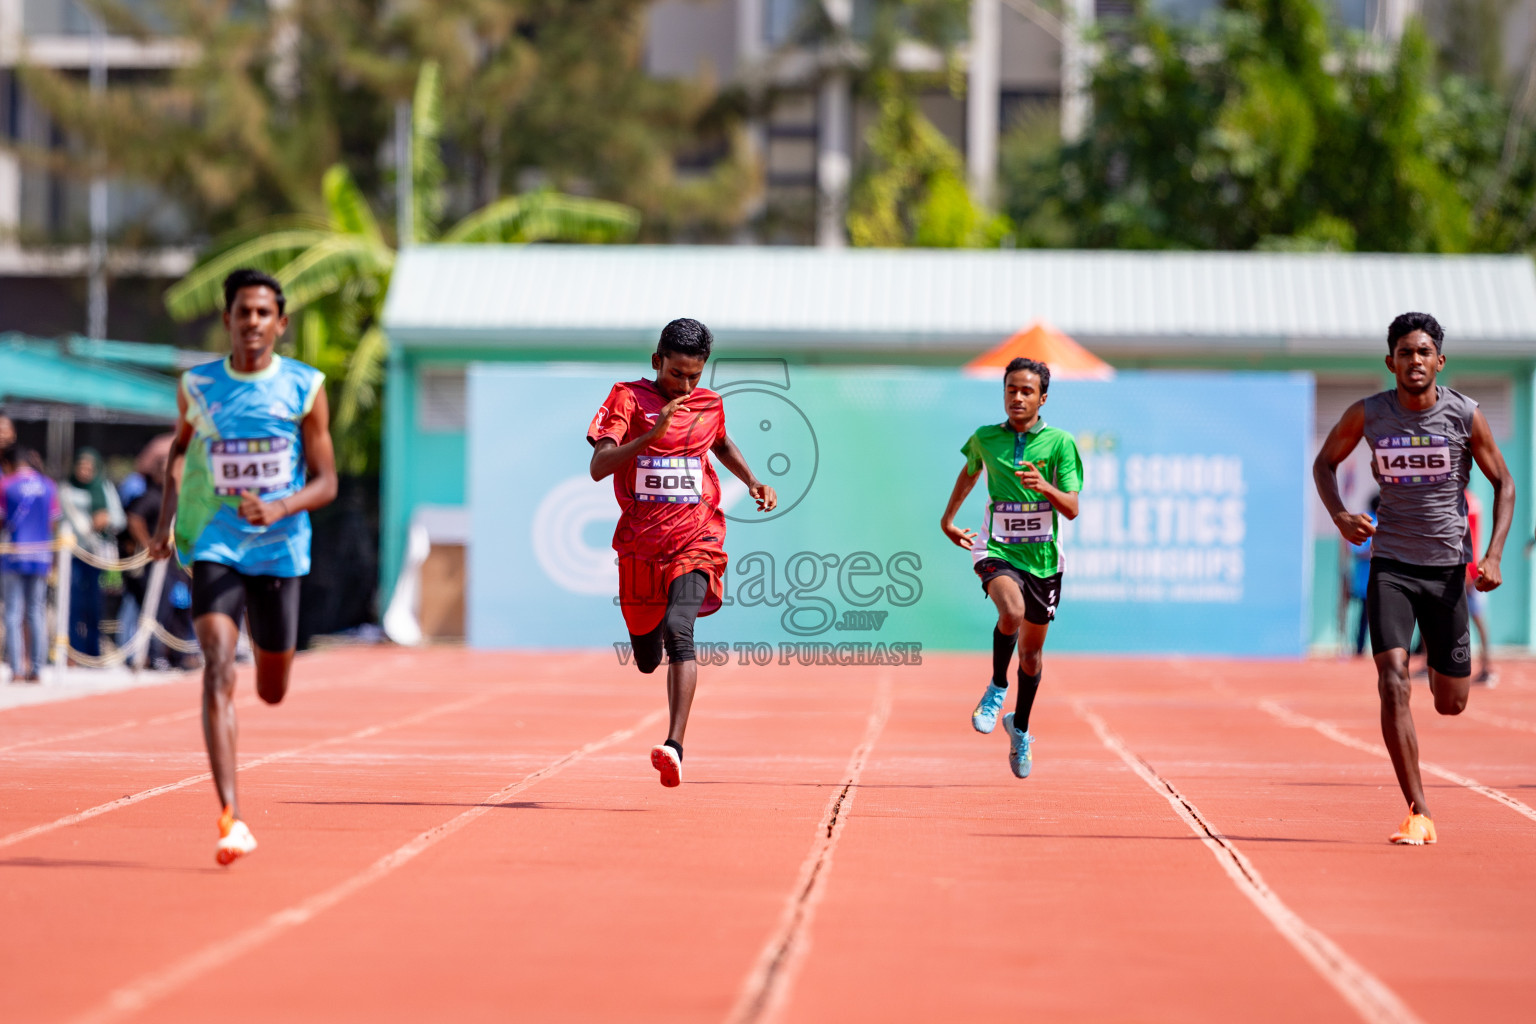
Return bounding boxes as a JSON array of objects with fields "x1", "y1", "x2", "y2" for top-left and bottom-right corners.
[
  {"x1": 635, "y1": 455, "x2": 702, "y2": 504},
  {"x1": 991, "y1": 500, "x2": 1053, "y2": 544},
  {"x1": 1374, "y1": 435, "x2": 1452, "y2": 485},
  {"x1": 210, "y1": 437, "x2": 294, "y2": 496}
]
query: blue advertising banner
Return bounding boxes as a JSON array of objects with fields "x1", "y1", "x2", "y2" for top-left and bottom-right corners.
[{"x1": 468, "y1": 364, "x2": 1311, "y2": 656}]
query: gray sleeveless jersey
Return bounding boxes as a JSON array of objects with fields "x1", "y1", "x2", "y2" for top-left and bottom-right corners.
[{"x1": 1362, "y1": 386, "x2": 1476, "y2": 566}]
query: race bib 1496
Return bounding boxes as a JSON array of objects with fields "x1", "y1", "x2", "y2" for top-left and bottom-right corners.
[
  {"x1": 635, "y1": 455, "x2": 702, "y2": 504},
  {"x1": 1374, "y1": 435, "x2": 1452, "y2": 485},
  {"x1": 210, "y1": 438, "x2": 294, "y2": 496},
  {"x1": 991, "y1": 500, "x2": 1053, "y2": 544}
]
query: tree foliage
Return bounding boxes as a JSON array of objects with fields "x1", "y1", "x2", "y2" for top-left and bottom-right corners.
[
  {"x1": 15, "y1": 0, "x2": 755, "y2": 244},
  {"x1": 164, "y1": 62, "x2": 640, "y2": 475},
  {"x1": 1001, "y1": 0, "x2": 1536, "y2": 252}
]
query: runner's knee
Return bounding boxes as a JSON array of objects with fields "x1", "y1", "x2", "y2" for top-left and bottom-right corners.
[
  {"x1": 1377, "y1": 665, "x2": 1410, "y2": 706},
  {"x1": 662, "y1": 605, "x2": 697, "y2": 663},
  {"x1": 1431, "y1": 680, "x2": 1467, "y2": 716}
]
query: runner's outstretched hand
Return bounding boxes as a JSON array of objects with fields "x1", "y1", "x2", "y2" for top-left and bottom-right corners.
[
  {"x1": 1475, "y1": 554, "x2": 1502, "y2": 592},
  {"x1": 238, "y1": 491, "x2": 287, "y2": 527},
  {"x1": 750, "y1": 482, "x2": 777, "y2": 512},
  {"x1": 649, "y1": 395, "x2": 690, "y2": 439},
  {"x1": 1332, "y1": 511, "x2": 1376, "y2": 545},
  {"x1": 941, "y1": 521, "x2": 978, "y2": 550}
]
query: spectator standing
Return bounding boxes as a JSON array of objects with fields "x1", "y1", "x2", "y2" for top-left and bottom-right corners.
[
  {"x1": 1, "y1": 444, "x2": 61, "y2": 682},
  {"x1": 59, "y1": 448, "x2": 124, "y2": 662}
]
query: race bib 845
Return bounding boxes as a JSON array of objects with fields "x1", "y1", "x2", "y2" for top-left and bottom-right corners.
[
  {"x1": 1374, "y1": 435, "x2": 1452, "y2": 485},
  {"x1": 210, "y1": 438, "x2": 293, "y2": 496},
  {"x1": 635, "y1": 455, "x2": 702, "y2": 504}
]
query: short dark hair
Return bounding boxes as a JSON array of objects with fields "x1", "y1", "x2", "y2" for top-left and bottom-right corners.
[
  {"x1": 1004, "y1": 356, "x2": 1051, "y2": 396},
  {"x1": 657, "y1": 318, "x2": 713, "y2": 360},
  {"x1": 223, "y1": 269, "x2": 286, "y2": 315},
  {"x1": 0, "y1": 443, "x2": 19, "y2": 468},
  {"x1": 1387, "y1": 312, "x2": 1443, "y2": 354}
]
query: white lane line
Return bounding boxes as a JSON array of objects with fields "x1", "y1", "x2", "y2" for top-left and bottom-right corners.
[
  {"x1": 1464, "y1": 707, "x2": 1536, "y2": 736},
  {"x1": 1075, "y1": 702, "x2": 1422, "y2": 1024},
  {"x1": 72, "y1": 707, "x2": 666, "y2": 1024},
  {"x1": 0, "y1": 692, "x2": 498, "y2": 852},
  {"x1": 1259, "y1": 700, "x2": 1536, "y2": 825},
  {"x1": 725, "y1": 673, "x2": 893, "y2": 1024}
]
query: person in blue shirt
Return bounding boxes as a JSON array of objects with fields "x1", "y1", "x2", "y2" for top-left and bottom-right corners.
[
  {"x1": 150, "y1": 269, "x2": 338, "y2": 865},
  {"x1": 1, "y1": 444, "x2": 61, "y2": 682}
]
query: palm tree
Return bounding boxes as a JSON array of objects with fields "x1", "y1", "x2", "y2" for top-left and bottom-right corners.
[{"x1": 165, "y1": 62, "x2": 640, "y2": 473}]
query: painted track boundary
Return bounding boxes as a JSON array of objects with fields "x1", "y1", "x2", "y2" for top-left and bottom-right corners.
[{"x1": 1075, "y1": 701, "x2": 1423, "y2": 1024}]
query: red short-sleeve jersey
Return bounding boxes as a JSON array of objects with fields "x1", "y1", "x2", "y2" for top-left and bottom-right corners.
[{"x1": 588, "y1": 379, "x2": 729, "y2": 633}]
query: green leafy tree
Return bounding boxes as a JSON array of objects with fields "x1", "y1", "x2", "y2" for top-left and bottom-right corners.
[
  {"x1": 164, "y1": 62, "x2": 640, "y2": 475},
  {"x1": 1002, "y1": 0, "x2": 1535, "y2": 252},
  {"x1": 839, "y1": 0, "x2": 1007, "y2": 246},
  {"x1": 14, "y1": 0, "x2": 754, "y2": 244}
]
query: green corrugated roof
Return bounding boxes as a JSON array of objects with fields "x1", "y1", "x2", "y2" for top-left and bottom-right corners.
[
  {"x1": 382, "y1": 246, "x2": 1536, "y2": 356},
  {"x1": 0, "y1": 334, "x2": 179, "y2": 419}
]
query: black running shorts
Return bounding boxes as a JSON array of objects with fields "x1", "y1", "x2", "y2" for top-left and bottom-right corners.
[
  {"x1": 191, "y1": 560, "x2": 303, "y2": 653},
  {"x1": 974, "y1": 557, "x2": 1061, "y2": 625},
  {"x1": 1366, "y1": 557, "x2": 1471, "y2": 678}
]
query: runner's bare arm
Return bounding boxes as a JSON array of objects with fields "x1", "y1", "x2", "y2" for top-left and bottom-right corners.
[
  {"x1": 1017, "y1": 463, "x2": 1079, "y2": 519},
  {"x1": 239, "y1": 387, "x2": 338, "y2": 527},
  {"x1": 589, "y1": 395, "x2": 689, "y2": 481},
  {"x1": 1313, "y1": 400, "x2": 1374, "y2": 544},
  {"x1": 711, "y1": 434, "x2": 777, "y2": 511},
  {"x1": 939, "y1": 463, "x2": 981, "y2": 550},
  {"x1": 148, "y1": 387, "x2": 196, "y2": 560},
  {"x1": 1469, "y1": 407, "x2": 1515, "y2": 591}
]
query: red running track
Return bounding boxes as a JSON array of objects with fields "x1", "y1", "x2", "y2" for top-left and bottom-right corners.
[{"x1": 1, "y1": 648, "x2": 1533, "y2": 1023}]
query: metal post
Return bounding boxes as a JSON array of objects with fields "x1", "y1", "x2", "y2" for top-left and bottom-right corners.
[
  {"x1": 51, "y1": 537, "x2": 72, "y2": 680},
  {"x1": 130, "y1": 558, "x2": 167, "y2": 672},
  {"x1": 967, "y1": 0, "x2": 1000, "y2": 205},
  {"x1": 1060, "y1": 0, "x2": 1094, "y2": 143},
  {"x1": 395, "y1": 100, "x2": 413, "y2": 249},
  {"x1": 816, "y1": 71, "x2": 851, "y2": 249},
  {"x1": 87, "y1": 16, "x2": 108, "y2": 340}
]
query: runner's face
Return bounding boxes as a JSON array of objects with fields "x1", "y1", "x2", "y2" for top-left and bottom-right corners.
[
  {"x1": 223, "y1": 286, "x2": 288, "y2": 369},
  {"x1": 1004, "y1": 370, "x2": 1046, "y2": 429},
  {"x1": 651, "y1": 352, "x2": 707, "y2": 401},
  {"x1": 1386, "y1": 330, "x2": 1444, "y2": 396}
]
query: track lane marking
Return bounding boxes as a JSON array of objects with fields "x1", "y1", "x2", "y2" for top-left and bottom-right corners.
[
  {"x1": 1259, "y1": 700, "x2": 1536, "y2": 825},
  {"x1": 1075, "y1": 701, "x2": 1422, "y2": 1024},
  {"x1": 0, "y1": 691, "x2": 499, "y2": 852},
  {"x1": 71, "y1": 707, "x2": 666, "y2": 1024},
  {"x1": 1464, "y1": 707, "x2": 1536, "y2": 736},
  {"x1": 725, "y1": 672, "x2": 892, "y2": 1024}
]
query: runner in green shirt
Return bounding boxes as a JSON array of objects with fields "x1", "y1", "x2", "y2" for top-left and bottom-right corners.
[{"x1": 940, "y1": 357, "x2": 1083, "y2": 779}]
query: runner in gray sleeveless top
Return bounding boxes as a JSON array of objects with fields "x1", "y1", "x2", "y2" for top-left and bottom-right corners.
[{"x1": 1314, "y1": 312, "x2": 1515, "y2": 847}]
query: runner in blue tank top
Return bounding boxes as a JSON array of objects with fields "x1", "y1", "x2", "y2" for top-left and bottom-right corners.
[
  {"x1": 1314, "y1": 312, "x2": 1515, "y2": 847},
  {"x1": 150, "y1": 270, "x2": 338, "y2": 865}
]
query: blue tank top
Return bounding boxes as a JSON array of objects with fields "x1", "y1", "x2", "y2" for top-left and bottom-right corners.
[{"x1": 176, "y1": 355, "x2": 325, "y2": 577}]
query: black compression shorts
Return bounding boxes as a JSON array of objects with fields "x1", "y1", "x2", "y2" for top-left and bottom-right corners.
[
  {"x1": 629, "y1": 570, "x2": 708, "y2": 673},
  {"x1": 191, "y1": 561, "x2": 302, "y2": 653},
  {"x1": 974, "y1": 557, "x2": 1061, "y2": 625},
  {"x1": 1366, "y1": 557, "x2": 1471, "y2": 678}
]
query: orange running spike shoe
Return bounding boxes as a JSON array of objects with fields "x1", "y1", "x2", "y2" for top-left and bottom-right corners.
[
  {"x1": 1389, "y1": 813, "x2": 1437, "y2": 846},
  {"x1": 216, "y1": 805, "x2": 258, "y2": 865}
]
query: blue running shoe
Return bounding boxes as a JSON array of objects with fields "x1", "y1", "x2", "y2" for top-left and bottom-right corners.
[
  {"x1": 1002, "y1": 713, "x2": 1033, "y2": 779},
  {"x1": 972, "y1": 681, "x2": 1008, "y2": 734}
]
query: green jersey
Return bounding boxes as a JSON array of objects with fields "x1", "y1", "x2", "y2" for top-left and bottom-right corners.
[{"x1": 962, "y1": 420, "x2": 1084, "y2": 578}]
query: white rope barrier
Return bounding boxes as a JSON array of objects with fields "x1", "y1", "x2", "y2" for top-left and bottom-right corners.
[{"x1": 0, "y1": 537, "x2": 151, "y2": 572}]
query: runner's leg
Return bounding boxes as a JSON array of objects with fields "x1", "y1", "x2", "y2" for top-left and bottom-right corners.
[
  {"x1": 243, "y1": 575, "x2": 300, "y2": 705},
  {"x1": 1367, "y1": 564, "x2": 1430, "y2": 816},
  {"x1": 192, "y1": 562, "x2": 246, "y2": 817},
  {"x1": 1015, "y1": 621, "x2": 1049, "y2": 731},
  {"x1": 661, "y1": 571, "x2": 709, "y2": 749}
]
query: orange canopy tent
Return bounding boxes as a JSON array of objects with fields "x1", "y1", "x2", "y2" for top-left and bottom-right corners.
[{"x1": 962, "y1": 321, "x2": 1114, "y2": 381}]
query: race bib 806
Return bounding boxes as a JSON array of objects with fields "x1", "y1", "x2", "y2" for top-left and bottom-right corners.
[
  {"x1": 1374, "y1": 435, "x2": 1453, "y2": 485},
  {"x1": 210, "y1": 438, "x2": 293, "y2": 496},
  {"x1": 991, "y1": 501, "x2": 1053, "y2": 544},
  {"x1": 635, "y1": 455, "x2": 702, "y2": 504}
]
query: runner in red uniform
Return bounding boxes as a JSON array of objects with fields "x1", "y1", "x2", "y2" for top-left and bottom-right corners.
[{"x1": 588, "y1": 318, "x2": 776, "y2": 787}]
